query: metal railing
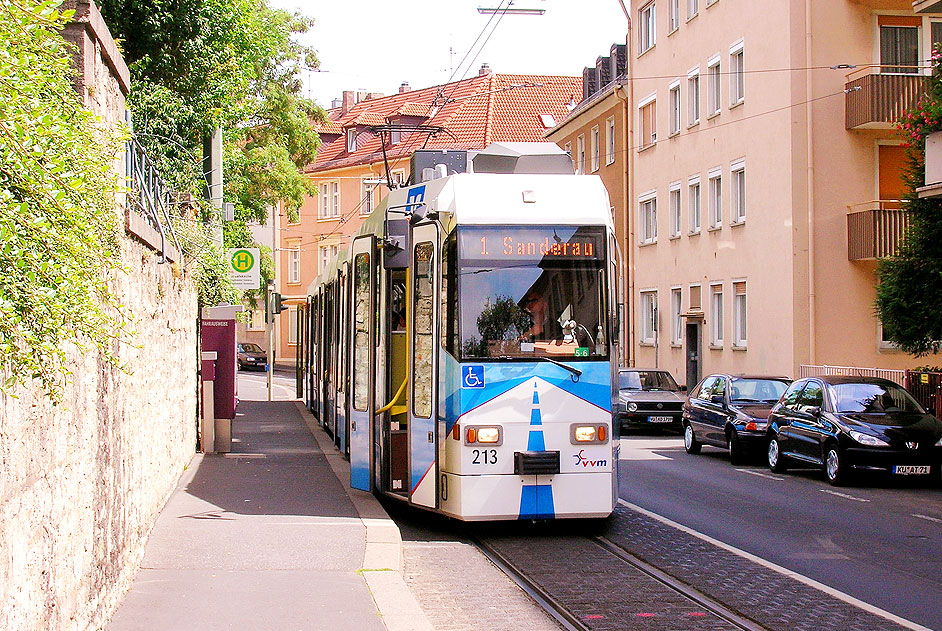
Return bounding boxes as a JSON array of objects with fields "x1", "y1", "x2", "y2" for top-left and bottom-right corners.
[
  {"x1": 846, "y1": 201, "x2": 909, "y2": 260},
  {"x1": 799, "y1": 364, "x2": 906, "y2": 386},
  {"x1": 905, "y1": 371, "x2": 942, "y2": 418},
  {"x1": 844, "y1": 69, "x2": 927, "y2": 129},
  {"x1": 125, "y1": 135, "x2": 181, "y2": 262}
]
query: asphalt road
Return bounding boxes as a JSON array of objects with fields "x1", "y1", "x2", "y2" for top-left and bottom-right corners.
[{"x1": 619, "y1": 436, "x2": 942, "y2": 631}]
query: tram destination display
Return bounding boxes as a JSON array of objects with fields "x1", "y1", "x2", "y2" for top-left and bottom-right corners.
[{"x1": 459, "y1": 226, "x2": 604, "y2": 261}]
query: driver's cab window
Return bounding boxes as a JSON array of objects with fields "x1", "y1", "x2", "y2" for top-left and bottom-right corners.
[{"x1": 796, "y1": 381, "x2": 824, "y2": 414}]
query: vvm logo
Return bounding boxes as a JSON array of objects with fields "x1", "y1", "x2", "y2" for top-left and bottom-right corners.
[
  {"x1": 230, "y1": 249, "x2": 255, "y2": 273},
  {"x1": 573, "y1": 449, "x2": 607, "y2": 468}
]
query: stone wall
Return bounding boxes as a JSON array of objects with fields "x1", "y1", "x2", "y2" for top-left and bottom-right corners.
[{"x1": 0, "y1": 2, "x2": 199, "y2": 629}]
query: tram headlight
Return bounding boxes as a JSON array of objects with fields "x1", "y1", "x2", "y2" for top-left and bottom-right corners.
[
  {"x1": 477, "y1": 427, "x2": 501, "y2": 443},
  {"x1": 574, "y1": 426, "x2": 597, "y2": 442},
  {"x1": 570, "y1": 423, "x2": 609, "y2": 444},
  {"x1": 464, "y1": 425, "x2": 503, "y2": 445}
]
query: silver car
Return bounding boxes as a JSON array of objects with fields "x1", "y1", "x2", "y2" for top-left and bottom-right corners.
[{"x1": 614, "y1": 368, "x2": 686, "y2": 435}]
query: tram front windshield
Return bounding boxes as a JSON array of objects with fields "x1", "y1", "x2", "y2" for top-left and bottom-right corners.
[{"x1": 458, "y1": 225, "x2": 609, "y2": 360}]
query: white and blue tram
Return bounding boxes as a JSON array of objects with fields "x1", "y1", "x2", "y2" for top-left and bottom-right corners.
[{"x1": 304, "y1": 143, "x2": 620, "y2": 520}]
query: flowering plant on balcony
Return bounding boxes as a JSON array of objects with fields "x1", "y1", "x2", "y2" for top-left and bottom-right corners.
[{"x1": 897, "y1": 44, "x2": 942, "y2": 151}]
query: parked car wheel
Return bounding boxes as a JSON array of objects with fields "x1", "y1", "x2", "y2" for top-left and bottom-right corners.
[
  {"x1": 684, "y1": 423, "x2": 701, "y2": 454},
  {"x1": 768, "y1": 437, "x2": 787, "y2": 473},
  {"x1": 825, "y1": 444, "x2": 849, "y2": 486},
  {"x1": 728, "y1": 429, "x2": 745, "y2": 465}
]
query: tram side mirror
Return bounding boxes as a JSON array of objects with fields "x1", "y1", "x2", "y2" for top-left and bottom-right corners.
[
  {"x1": 408, "y1": 205, "x2": 427, "y2": 225},
  {"x1": 384, "y1": 218, "x2": 410, "y2": 270}
]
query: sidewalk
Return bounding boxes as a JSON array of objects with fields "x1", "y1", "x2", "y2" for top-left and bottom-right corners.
[{"x1": 107, "y1": 400, "x2": 433, "y2": 631}]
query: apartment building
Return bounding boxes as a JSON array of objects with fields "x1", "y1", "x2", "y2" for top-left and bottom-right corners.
[
  {"x1": 627, "y1": 0, "x2": 937, "y2": 386},
  {"x1": 273, "y1": 67, "x2": 581, "y2": 362}
]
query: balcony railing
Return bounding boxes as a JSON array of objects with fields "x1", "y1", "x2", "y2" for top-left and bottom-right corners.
[
  {"x1": 845, "y1": 69, "x2": 927, "y2": 129},
  {"x1": 125, "y1": 135, "x2": 181, "y2": 263},
  {"x1": 846, "y1": 201, "x2": 910, "y2": 260}
]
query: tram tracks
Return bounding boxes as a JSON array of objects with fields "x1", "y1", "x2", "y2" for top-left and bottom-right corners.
[{"x1": 470, "y1": 528, "x2": 765, "y2": 631}]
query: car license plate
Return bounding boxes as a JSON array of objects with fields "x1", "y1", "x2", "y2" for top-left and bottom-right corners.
[
  {"x1": 892, "y1": 465, "x2": 931, "y2": 475},
  {"x1": 648, "y1": 415, "x2": 674, "y2": 423}
]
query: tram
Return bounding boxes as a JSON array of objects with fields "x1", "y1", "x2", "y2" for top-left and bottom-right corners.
[{"x1": 303, "y1": 143, "x2": 620, "y2": 521}]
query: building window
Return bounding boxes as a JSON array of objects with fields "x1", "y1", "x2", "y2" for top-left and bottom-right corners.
[
  {"x1": 320, "y1": 245, "x2": 331, "y2": 273},
  {"x1": 288, "y1": 244, "x2": 300, "y2": 284},
  {"x1": 733, "y1": 281, "x2": 747, "y2": 348},
  {"x1": 330, "y1": 181, "x2": 340, "y2": 217},
  {"x1": 639, "y1": 2, "x2": 656, "y2": 54},
  {"x1": 669, "y1": 82, "x2": 681, "y2": 136},
  {"x1": 319, "y1": 183, "x2": 330, "y2": 219},
  {"x1": 731, "y1": 160, "x2": 745, "y2": 223},
  {"x1": 640, "y1": 193, "x2": 657, "y2": 244},
  {"x1": 639, "y1": 95, "x2": 657, "y2": 149},
  {"x1": 687, "y1": 69, "x2": 700, "y2": 126},
  {"x1": 670, "y1": 287, "x2": 682, "y2": 346},
  {"x1": 362, "y1": 180, "x2": 374, "y2": 215},
  {"x1": 669, "y1": 183, "x2": 681, "y2": 238},
  {"x1": 591, "y1": 125, "x2": 600, "y2": 172},
  {"x1": 576, "y1": 135, "x2": 585, "y2": 174},
  {"x1": 564, "y1": 141, "x2": 572, "y2": 158},
  {"x1": 288, "y1": 305, "x2": 298, "y2": 345},
  {"x1": 346, "y1": 128, "x2": 357, "y2": 152},
  {"x1": 710, "y1": 284, "x2": 723, "y2": 347},
  {"x1": 707, "y1": 56, "x2": 721, "y2": 117},
  {"x1": 605, "y1": 117, "x2": 616, "y2": 165},
  {"x1": 391, "y1": 169, "x2": 406, "y2": 188},
  {"x1": 708, "y1": 169, "x2": 722, "y2": 228},
  {"x1": 688, "y1": 176, "x2": 701, "y2": 234},
  {"x1": 247, "y1": 309, "x2": 265, "y2": 331},
  {"x1": 390, "y1": 129, "x2": 401, "y2": 145},
  {"x1": 730, "y1": 42, "x2": 745, "y2": 105},
  {"x1": 687, "y1": 0, "x2": 697, "y2": 20},
  {"x1": 880, "y1": 22, "x2": 919, "y2": 74},
  {"x1": 640, "y1": 291, "x2": 657, "y2": 345},
  {"x1": 668, "y1": 0, "x2": 679, "y2": 32}
]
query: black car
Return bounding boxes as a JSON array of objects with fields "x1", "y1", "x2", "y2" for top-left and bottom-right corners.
[
  {"x1": 766, "y1": 376, "x2": 942, "y2": 486},
  {"x1": 683, "y1": 374, "x2": 791, "y2": 464},
  {"x1": 614, "y1": 368, "x2": 686, "y2": 434},
  {"x1": 237, "y1": 342, "x2": 268, "y2": 371}
]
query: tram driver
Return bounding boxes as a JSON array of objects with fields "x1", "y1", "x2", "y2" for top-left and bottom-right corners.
[{"x1": 522, "y1": 292, "x2": 547, "y2": 340}]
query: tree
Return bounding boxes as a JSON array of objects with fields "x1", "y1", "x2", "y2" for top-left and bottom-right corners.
[
  {"x1": 876, "y1": 45, "x2": 942, "y2": 356},
  {"x1": 97, "y1": 0, "x2": 324, "y2": 302},
  {"x1": 0, "y1": 0, "x2": 125, "y2": 396}
]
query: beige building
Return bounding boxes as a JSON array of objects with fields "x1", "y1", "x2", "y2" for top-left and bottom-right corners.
[{"x1": 625, "y1": 0, "x2": 937, "y2": 387}]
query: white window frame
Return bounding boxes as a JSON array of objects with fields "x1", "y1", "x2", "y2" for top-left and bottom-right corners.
[
  {"x1": 668, "y1": 80, "x2": 681, "y2": 136},
  {"x1": 710, "y1": 283, "x2": 724, "y2": 347},
  {"x1": 605, "y1": 117, "x2": 616, "y2": 165},
  {"x1": 320, "y1": 245, "x2": 330, "y2": 273},
  {"x1": 577, "y1": 135, "x2": 586, "y2": 174},
  {"x1": 668, "y1": 0, "x2": 680, "y2": 32},
  {"x1": 391, "y1": 169, "x2": 406, "y2": 188},
  {"x1": 687, "y1": 67, "x2": 700, "y2": 127},
  {"x1": 591, "y1": 125, "x2": 600, "y2": 172},
  {"x1": 670, "y1": 287, "x2": 683, "y2": 346},
  {"x1": 687, "y1": 0, "x2": 698, "y2": 20},
  {"x1": 288, "y1": 305, "x2": 298, "y2": 346},
  {"x1": 330, "y1": 181, "x2": 340, "y2": 217},
  {"x1": 639, "y1": 1, "x2": 656, "y2": 54},
  {"x1": 688, "y1": 175, "x2": 701, "y2": 234},
  {"x1": 706, "y1": 0, "x2": 718, "y2": 6},
  {"x1": 318, "y1": 183, "x2": 330, "y2": 219},
  {"x1": 730, "y1": 40, "x2": 745, "y2": 106},
  {"x1": 639, "y1": 190, "x2": 658, "y2": 244},
  {"x1": 638, "y1": 92, "x2": 657, "y2": 150},
  {"x1": 669, "y1": 182, "x2": 681, "y2": 238},
  {"x1": 288, "y1": 242, "x2": 300, "y2": 284},
  {"x1": 731, "y1": 159, "x2": 746, "y2": 224},
  {"x1": 640, "y1": 290, "x2": 658, "y2": 345},
  {"x1": 346, "y1": 128, "x2": 357, "y2": 152},
  {"x1": 708, "y1": 168, "x2": 722, "y2": 229},
  {"x1": 733, "y1": 281, "x2": 747, "y2": 348},
  {"x1": 361, "y1": 180, "x2": 374, "y2": 215},
  {"x1": 707, "y1": 55, "x2": 721, "y2": 118},
  {"x1": 247, "y1": 309, "x2": 265, "y2": 331}
]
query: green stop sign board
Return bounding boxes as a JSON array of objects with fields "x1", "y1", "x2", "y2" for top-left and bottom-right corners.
[{"x1": 227, "y1": 248, "x2": 260, "y2": 289}]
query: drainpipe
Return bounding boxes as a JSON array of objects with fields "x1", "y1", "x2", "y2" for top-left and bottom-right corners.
[
  {"x1": 617, "y1": 15, "x2": 635, "y2": 368},
  {"x1": 805, "y1": 0, "x2": 816, "y2": 367}
]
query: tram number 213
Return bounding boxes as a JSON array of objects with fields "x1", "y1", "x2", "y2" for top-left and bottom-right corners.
[{"x1": 471, "y1": 449, "x2": 498, "y2": 465}]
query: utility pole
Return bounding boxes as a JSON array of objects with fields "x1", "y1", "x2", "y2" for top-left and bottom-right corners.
[
  {"x1": 266, "y1": 280, "x2": 274, "y2": 401},
  {"x1": 203, "y1": 127, "x2": 224, "y2": 251}
]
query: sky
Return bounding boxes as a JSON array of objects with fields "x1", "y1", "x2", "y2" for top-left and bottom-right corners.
[{"x1": 269, "y1": 0, "x2": 631, "y2": 109}]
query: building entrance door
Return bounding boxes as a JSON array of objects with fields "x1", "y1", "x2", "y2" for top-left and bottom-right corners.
[{"x1": 685, "y1": 321, "x2": 701, "y2": 390}]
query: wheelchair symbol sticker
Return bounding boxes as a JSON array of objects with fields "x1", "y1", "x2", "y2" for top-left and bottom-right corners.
[{"x1": 462, "y1": 365, "x2": 485, "y2": 389}]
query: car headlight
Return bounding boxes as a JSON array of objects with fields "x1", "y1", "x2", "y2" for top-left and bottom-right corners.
[
  {"x1": 626, "y1": 402, "x2": 638, "y2": 412},
  {"x1": 849, "y1": 430, "x2": 889, "y2": 447}
]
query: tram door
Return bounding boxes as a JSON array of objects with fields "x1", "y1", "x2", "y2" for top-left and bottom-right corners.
[
  {"x1": 336, "y1": 263, "x2": 348, "y2": 455},
  {"x1": 348, "y1": 236, "x2": 375, "y2": 491},
  {"x1": 385, "y1": 271, "x2": 409, "y2": 496},
  {"x1": 409, "y1": 223, "x2": 440, "y2": 508}
]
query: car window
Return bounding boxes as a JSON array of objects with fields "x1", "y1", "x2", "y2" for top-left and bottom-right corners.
[
  {"x1": 730, "y1": 379, "x2": 790, "y2": 404},
  {"x1": 795, "y1": 381, "x2": 823, "y2": 414},
  {"x1": 779, "y1": 381, "x2": 805, "y2": 411},
  {"x1": 830, "y1": 382, "x2": 925, "y2": 414},
  {"x1": 618, "y1": 371, "x2": 642, "y2": 390},
  {"x1": 696, "y1": 377, "x2": 717, "y2": 399},
  {"x1": 710, "y1": 377, "x2": 728, "y2": 399}
]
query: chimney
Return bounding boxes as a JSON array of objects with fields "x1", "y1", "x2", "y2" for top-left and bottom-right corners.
[
  {"x1": 366, "y1": 92, "x2": 384, "y2": 100},
  {"x1": 341, "y1": 90, "x2": 356, "y2": 114},
  {"x1": 479, "y1": 62, "x2": 492, "y2": 76},
  {"x1": 357, "y1": 90, "x2": 368, "y2": 103},
  {"x1": 331, "y1": 98, "x2": 342, "y2": 109},
  {"x1": 399, "y1": 81, "x2": 411, "y2": 93}
]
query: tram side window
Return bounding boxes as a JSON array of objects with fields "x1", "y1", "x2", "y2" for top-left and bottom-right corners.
[
  {"x1": 413, "y1": 242, "x2": 434, "y2": 418},
  {"x1": 353, "y1": 253, "x2": 370, "y2": 411},
  {"x1": 441, "y1": 235, "x2": 458, "y2": 354}
]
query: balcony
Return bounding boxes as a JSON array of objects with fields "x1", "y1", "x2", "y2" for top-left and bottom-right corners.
[
  {"x1": 845, "y1": 69, "x2": 927, "y2": 129},
  {"x1": 846, "y1": 201, "x2": 910, "y2": 261}
]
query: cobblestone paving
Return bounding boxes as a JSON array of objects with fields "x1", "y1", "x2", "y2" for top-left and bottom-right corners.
[
  {"x1": 482, "y1": 533, "x2": 739, "y2": 631},
  {"x1": 603, "y1": 506, "x2": 914, "y2": 631},
  {"x1": 402, "y1": 540, "x2": 564, "y2": 631}
]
